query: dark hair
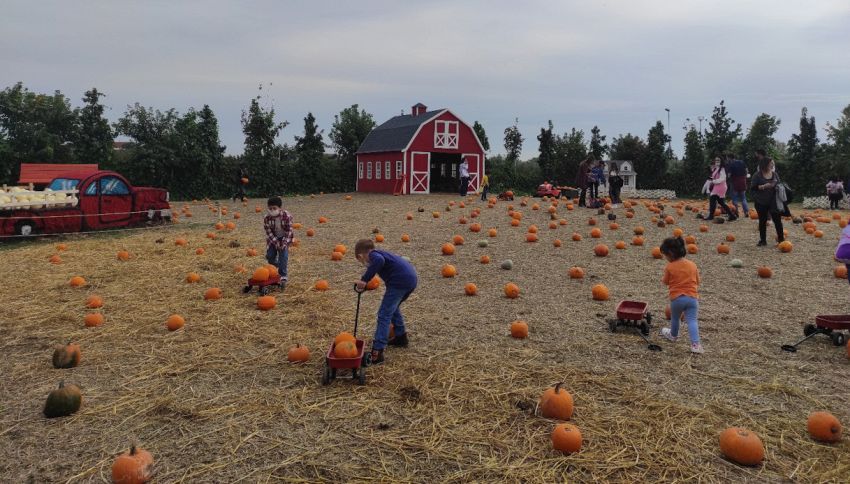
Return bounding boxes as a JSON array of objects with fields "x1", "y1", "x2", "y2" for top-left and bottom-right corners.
[
  {"x1": 660, "y1": 237, "x2": 687, "y2": 260},
  {"x1": 758, "y1": 157, "x2": 773, "y2": 173},
  {"x1": 610, "y1": 163, "x2": 619, "y2": 173},
  {"x1": 755, "y1": 148, "x2": 767, "y2": 157},
  {"x1": 725, "y1": 153, "x2": 734, "y2": 160},
  {"x1": 355, "y1": 238, "x2": 375, "y2": 256},
  {"x1": 832, "y1": 174, "x2": 840, "y2": 182},
  {"x1": 712, "y1": 156, "x2": 726, "y2": 171},
  {"x1": 267, "y1": 196, "x2": 282, "y2": 208}
]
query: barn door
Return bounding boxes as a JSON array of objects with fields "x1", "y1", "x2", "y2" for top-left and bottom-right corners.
[
  {"x1": 463, "y1": 154, "x2": 480, "y2": 192},
  {"x1": 410, "y1": 152, "x2": 430, "y2": 194}
]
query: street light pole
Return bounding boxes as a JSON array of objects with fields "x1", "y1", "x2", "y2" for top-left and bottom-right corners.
[
  {"x1": 698, "y1": 115, "x2": 705, "y2": 134},
  {"x1": 664, "y1": 108, "x2": 672, "y2": 154}
]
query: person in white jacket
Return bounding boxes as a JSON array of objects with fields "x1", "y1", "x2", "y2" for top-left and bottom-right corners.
[{"x1": 705, "y1": 157, "x2": 737, "y2": 221}]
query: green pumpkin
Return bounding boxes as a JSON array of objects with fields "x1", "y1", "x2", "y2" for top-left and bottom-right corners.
[
  {"x1": 52, "y1": 343, "x2": 81, "y2": 369},
  {"x1": 501, "y1": 260, "x2": 514, "y2": 270},
  {"x1": 43, "y1": 381, "x2": 82, "y2": 418},
  {"x1": 730, "y1": 259, "x2": 743, "y2": 268},
  {"x1": 478, "y1": 240, "x2": 488, "y2": 248}
]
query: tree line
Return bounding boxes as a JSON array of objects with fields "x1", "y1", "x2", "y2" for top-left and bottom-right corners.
[{"x1": 1, "y1": 82, "x2": 847, "y2": 199}]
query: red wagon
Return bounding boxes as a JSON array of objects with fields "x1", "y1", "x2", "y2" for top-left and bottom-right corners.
[
  {"x1": 609, "y1": 300, "x2": 653, "y2": 335},
  {"x1": 321, "y1": 286, "x2": 371, "y2": 385},
  {"x1": 242, "y1": 274, "x2": 283, "y2": 296},
  {"x1": 782, "y1": 315, "x2": 850, "y2": 352}
]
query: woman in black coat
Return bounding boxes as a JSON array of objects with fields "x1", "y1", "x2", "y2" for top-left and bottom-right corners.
[{"x1": 749, "y1": 156, "x2": 784, "y2": 246}]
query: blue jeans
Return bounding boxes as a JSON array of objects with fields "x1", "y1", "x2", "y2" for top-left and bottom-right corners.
[
  {"x1": 265, "y1": 245, "x2": 289, "y2": 282},
  {"x1": 729, "y1": 189, "x2": 749, "y2": 215},
  {"x1": 373, "y1": 285, "x2": 415, "y2": 350},
  {"x1": 670, "y1": 295, "x2": 700, "y2": 344}
]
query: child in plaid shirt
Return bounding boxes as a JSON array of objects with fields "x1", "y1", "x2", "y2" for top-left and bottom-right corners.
[{"x1": 263, "y1": 196, "x2": 293, "y2": 289}]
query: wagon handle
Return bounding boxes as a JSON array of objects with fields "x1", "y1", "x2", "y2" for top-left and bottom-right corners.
[{"x1": 352, "y1": 284, "x2": 364, "y2": 337}]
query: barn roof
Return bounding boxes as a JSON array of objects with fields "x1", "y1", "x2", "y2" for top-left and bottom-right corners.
[{"x1": 356, "y1": 109, "x2": 446, "y2": 154}]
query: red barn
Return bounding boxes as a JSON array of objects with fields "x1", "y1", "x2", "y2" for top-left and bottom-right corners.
[{"x1": 356, "y1": 103, "x2": 486, "y2": 194}]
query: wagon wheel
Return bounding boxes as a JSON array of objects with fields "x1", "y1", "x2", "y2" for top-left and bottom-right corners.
[
  {"x1": 362, "y1": 351, "x2": 372, "y2": 368},
  {"x1": 321, "y1": 364, "x2": 331, "y2": 386},
  {"x1": 358, "y1": 369, "x2": 366, "y2": 386},
  {"x1": 645, "y1": 312, "x2": 653, "y2": 326},
  {"x1": 608, "y1": 319, "x2": 617, "y2": 333},
  {"x1": 803, "y1": 324, "x2": 816, "y2": 336},
  {"x1": 331, "y1": 368, "x2": 337, "y2": 379},
  {"x1": 640, "y1": 322, "x2": 650, "y2": 336},
  {"x1": 242, "y1": 285, "x2": 252, "y2": 294},
  {"x1": 259, "y1": 285, "x2": 270, "y2": 296},
  {"x1": 831, "y1": 332, "x2": 846, "y2": 346}
]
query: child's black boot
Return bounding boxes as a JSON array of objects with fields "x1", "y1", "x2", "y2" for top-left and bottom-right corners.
[{"x1": 387, "y1": 332, "x2": 409, "y2": 347}]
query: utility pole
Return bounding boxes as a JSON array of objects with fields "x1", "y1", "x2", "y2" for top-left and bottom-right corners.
[{"x1": 664, "y1": 108, "x2": 671, "y2": 152}]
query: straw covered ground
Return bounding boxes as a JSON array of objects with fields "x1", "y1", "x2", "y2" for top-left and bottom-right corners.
[{"x1": 1, "y1": 192, "x2": 849, "y2": 483}]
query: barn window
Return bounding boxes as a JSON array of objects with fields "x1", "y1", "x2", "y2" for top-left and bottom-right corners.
[
  {"x1": 358, "y1": 162, "x2": 364, "y2": 179},
  {"x1": 434, "y1": 120, "x2": 459, "y2": 149},
  {"x1": 375, "y1": 162, "x2": 381, "y2": 180},
  {"x1": 385, "y1": 161, "x2": 391, "y2": 179},
  {"x1": 396, "y1": 161, "x2": 403, "y2": 179},
  {"x1": 366, "y1": 162, "x2": 372, "y2": 180}
]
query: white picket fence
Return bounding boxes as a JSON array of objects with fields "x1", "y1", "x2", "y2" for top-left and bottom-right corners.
[
  {"x1": 802, "y1": 195, "x2": 850, "y2": 209},
  {"x1": 600, "y1": 186, "x2": 676, "y2": 199}
]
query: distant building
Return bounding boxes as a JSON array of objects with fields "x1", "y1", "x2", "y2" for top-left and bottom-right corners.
[
  {"x1": 355, "y1": 103, "x2": 486, "y2": 194},
  {"x1": 113, "y1": 141, "x2": 131, "y2": 151},
  {"x1": 606, "y1": 160, "x2": 637, "y2": 193}
]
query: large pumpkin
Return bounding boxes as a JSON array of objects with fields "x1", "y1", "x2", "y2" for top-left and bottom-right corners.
[
  {"x1": 590, "y1": 228, "x2": 602, "y2": 238},
  {"x1": 807, "y1": 411, "x2": 842, "y2": 443},
  {"x1": 334, "y1": 340, "x2": 358, "y2": 359},
  {"x1": 257, "y1": 296, "x2": 276, "y2": 310},
  {"x1": 464, "y1": 283, "x2": 478, "y2": 296},
  {"x1": 757, "y1": 266, "x2": 773, "y2": 279},
  {"x1": 510, "y1": 320, "x2": 528, "y2": 338},
  {"x1": 111, "y1": 444, "x2": 154, "y2": 484},
  {"x1": 52, "y1": 342, "x2": 81, "y2": 369},
  {"x1": 551, "y1": 423, "x2": 583, "y2": 454},
  {"x1": 540, "y1": 382, "x2": 574, "y2": 420},
  {"x1": 441, "y1": 243, "x2": 456, "y2": 255},
  {"x1": 69, "y1": 276, "x2": 86, "y2": 288},
  {"x1": 778, "y1": 241, "x2": 793, "y2": 253},
  {"x1": 719, "y1": 427, "x2": 764, "y2": 466},
  {"x1": 43, "y1": 381, "x2": 82, "y2": 418},
  {"x1": 442, "y1": 264, "x2": 457, "y2": 278},
  {"x1": 334, "y1": 332, "x2": 356, "y2": 345},
  {"x1": 651, "y1": 247, "x2": 663, "y2": 259},
  {"x1": 594, "y1": 244, "x2": 609, "y2": 257},
  {"x1": 569, "y1": 267, "x2": 584, "y2": 279},
  {"x1": 504, "y1": 283, "x2": 520, "y2": 299}
]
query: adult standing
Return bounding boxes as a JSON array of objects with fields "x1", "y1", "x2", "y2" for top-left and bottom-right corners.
[
  {"x1": 233, "y1": 163, "x2": 248, "y2": 202},
  {"x1": 706, "y1": 156, "x2": 737, "y2": 221},
  {"x1": 575, "y1": 156, "x2": 592, "y2": 207},
  {"x1": 458, "y1": 157, "x2": 470, "y2": 196},
  {"x1": 726, "y1": 153, "x2": 749, "y2": 218},
  {"x1": 608, "y1": 163, "x2": 624, "y2": 207},
  {"x1": 750, "y1": 150, "x2": 785, "y2": 246}
]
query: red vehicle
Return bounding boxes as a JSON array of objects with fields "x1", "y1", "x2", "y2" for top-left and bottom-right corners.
[{"x1": 1, "y1": 170, "x2": 170, "y2": 237}]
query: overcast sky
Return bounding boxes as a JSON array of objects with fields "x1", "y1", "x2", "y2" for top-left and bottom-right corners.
[{"x1": 2, "y1": 0, "x2": 848, "y2": 159}]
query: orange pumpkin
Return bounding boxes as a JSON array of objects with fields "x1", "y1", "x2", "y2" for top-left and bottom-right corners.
[
  {"x1": 480, "y1": 255, "x2": 491, "y2": 264},
  {"x1": 699, "y1": 224, "x2": 709, "y2": 233},
  {"x1": 553, "y1": 239, "x2": 562, "y2": 247},
  {"x1": 504, "y1": 282, "x2": 520, "y2": 299},
  {"x1": 469, "y1": 223, "x2": 482, "y2": 233},
  {"x1": 528, "y1": 225, "x2": 539, "y2": 234},
  {"x1": 257, "y1": 295, "x2": 276, "y2": 310},
  {"x1": 166, "y1": 314, "x2": 185, "y2": 331},
  {"x1": 405, "y1": 212, "x2": 413, "y2": 220},
  {"x1": 592, "y1": 284, "x2": 609, "y2": 301},
  {"x1": 334, "y1": 244, "x2": 347, "y2": 254},
  {"x1": 552, "y1": 423, "x2": 583, "y2": 454},
  {"x1": 807, "y1": 411, "x2": 842, "y2": 443},
  {"x1": 117, "y1": 250, "x2": 131, "y2": 261},
  {"x1": 716, "y1": 243, "x2": 730, "y2": 254},
  {"x1": 652, "y1": 247, "x2": 663, "y2": 259},
  {"x1": 569, "y1": 267, "x2": 584, "y2": 279},
  {"x1": 510, "y1": 320, "x2": 529, "y2": 339},
  {"x1": 719, "y1": 427, "x2": 764, "y2": 466},
  {"x1": 615, "y1": 241, "x2": 626, "y2": 250},
  {"x1": 253, "y1": 267, "x2": 270, "y2": 282},
  {"x1": 672, "y1": 228, "x2": 684, "y2": 238},
  {"x1": 594, "y1": 244, "x2": 609, "y2": 257},
  {"x1": 401, "y1": 234, "x2": 411, "y2": 242},
  {"x1": 331, "y1": 251, "x2": 344, "y2": 261},
  {"x1": 111, "y1": 445, "x2": 154, "y2": 484},
  {"x1": 590, "y1": 228, "x2": 602, "y2": 238},
  {"x1": 334, "y1": 340, "x2": 358, "y2": 358},
  {"x1": 778, "y1": 240, "x2": 793, "y2": 253},
  {"x1": 634, "y1": 226, "x2": 645, "y2": 235},
  {"x1": 375, "y1": 234, "x2": 385, "y2": 243},
  {"x1": 684, "y1": 235, "x2": 696, "y2": 244},
  {"x1": 49, "y1": 254, "x2": 62, "y2": 264},
  {"x1": 195, "y1": 248, "x2": 205, "y2": 255},
  {"x1": 224, "y1": 221, "x2": 236, "y2": 231},
  {"x1": 366, "y1": 276, "x2": 381, "y2": 290},
  {"x1": 56, "y1": 243, "x2": 68, "y2": 251},
  {"x1": 834, "y1": 266, "x2": 848, "y2": 279},
  {"x1": 609, "y1": 222, "x2": 619, "y2": 230},
  {"x1": 318, "y1": 216, "x2": 328, "y2": 223},
  {"x1": 464, "y1": 283, "x2": 478, "y2": 296},
  {"x1": 488, "y1": 228, "x2": 498, "y2": 237},
  {"x1": 441, "y1": 243, "x2": 456, "y2": 255},
  {"x1": 204, "y1": 287, "x2": 223, "y2": 300},
  {"x1": 757, "y1": 266, "x2": 773, "y2": 278},
  {"x1": 572, "y1": 233, "x2": 582, "y2": 241},
  {"x1": 441, "y1": 264, "x2": 457, "y2": 278},
  {"x1": 631, "y1": 236, "x2": 645, "y2": 246},
  {"x1": 306, "y1": 228, "x2": 315, "y2": 237},
  {"x1": 314, "y1": 279, "x2": 330, "y2": 291},
  {"x1": 814, "y1": 230, "x2": 824, "y2": 238},
  {"x1": 526, "y1": 233, "x2": 538, "y2": 243},
  {"x1": 540, "y1": 382, "x2": 574, "y2": 420},
  {"x1": 246, "y1": 248, "x2": 258, "y2": 257},
  {"x1": 84, "y1": 313, "x2": 104, "y2": 327},
  {"x1": 52, "y1": 342, "x2": 81, "y2": 368},
  {"x1": 69, "y1": 276, "x2": 86, "y2": 288},
  {"x1": 334, "y1": 332, "x2": 356, "y2": 345},
  {"x1": 85, "y1": 295, "x2": 103, "y2": 309},
  {"x1": 287, "y1": 344, "x2": 310, "y2": 363},
  {"x1": 510, "y1": 219, "x2": 520, "y2": 227},
  {"x1": 687, "y1": 243, "x2": 698, "y2": 254},
  {"x1": 452, "y1": 235, "x2": 465, "y2": 245},
  {"x1": 726, "y1": 234, "x2": 736, "y2": 242},
  {"x1": 588, "y1": 218, "x2": 597, "y2": 226}
]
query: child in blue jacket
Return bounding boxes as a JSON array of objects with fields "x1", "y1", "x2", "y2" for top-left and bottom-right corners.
[{"x1": 354, "y1": 239, "x2": 418, "y2": 364}]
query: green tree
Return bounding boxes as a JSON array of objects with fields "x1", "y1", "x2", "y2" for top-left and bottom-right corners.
[
  {"x1": 241, "y1": 96, "x2": 288, "y2": 196},
  {"x1": 473, "y1": 121, "x2": 490, "y2": 152},
  {"x1": 187, "y1": 105, "x2": 227, "y2": 197},
  {"x1": 113, "y1": 103, "x2": 182, "y2": 190},
  {"x1": 609, "y1": 133, "x2": 646, "y2": 163},
  {"x1": 589, "y1": 125, "x2": 608, "y2": 160},
  {"x1": 681, "y1": 127, "x2": 706, "y2": 195},
  {"x1": 640, "y1": 121, "x2": 670, "y2": 188},
  {"x1": 823, "y1": 104, "x2": 850, "y2": 181},
  {"x1": 786, "y1": 107, "x2": 820, "y2": 195},
  {"x1": 293, "y1": 112, "x2": 326, "y2": 194},
  {"x1": 536, "y1": 120, "x2": 555, "y2": 181},
  {"x1": 74, "y1": 88, "x2": 113, "y2": 165},
  {"x1": 704, "y1": 100, "x2": 741, "y2": 158},
  {"x1": 329, "y1": 104, "x2": 375, "y2": 191},
  {"x1": 503, "y1": 119, "x2": 524, "y2": 185},
  {"x1": 739, "y1": 113, "x2": 780, "y2": 171},
  {"x1": 552, "y1": 128, "x2": 587, "y2": 185}
]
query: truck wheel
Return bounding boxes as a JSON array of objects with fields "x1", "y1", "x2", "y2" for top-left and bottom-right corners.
[{"x1": 15, "y1": 220, "x2": 36, "y2": 237}]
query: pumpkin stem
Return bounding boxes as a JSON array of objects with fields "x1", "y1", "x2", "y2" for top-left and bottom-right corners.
[
  {"x1": 58, "y1": 380, "x2": 65, "y2": 389},
  {"x1": 554, "y1": 382, "x2": 563, "y2": 394},
  {"x1": 129, "y1": 445, "x2": 137, "y2": 456}
]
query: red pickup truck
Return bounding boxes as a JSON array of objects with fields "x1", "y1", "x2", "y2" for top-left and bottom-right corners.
[{"x1": 1, "y1": 170, "x2": 170, "y2": 237}]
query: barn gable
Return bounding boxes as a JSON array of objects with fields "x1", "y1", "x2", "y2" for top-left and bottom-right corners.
[{"x1": 356, "y1": 109, "x2": 446, "y2": 154}]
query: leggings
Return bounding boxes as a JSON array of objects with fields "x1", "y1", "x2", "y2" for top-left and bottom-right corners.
[
  {"x1": 755, "y1": 203, "x2": 784, "y2": 243},
  {"x1": 670, "y1": 295, "x2": 700, "y2": 344}
]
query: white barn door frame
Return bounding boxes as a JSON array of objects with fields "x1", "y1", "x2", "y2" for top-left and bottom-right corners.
[{"x1": 410, "y1": 151, "x2": 430, "y2": 194}]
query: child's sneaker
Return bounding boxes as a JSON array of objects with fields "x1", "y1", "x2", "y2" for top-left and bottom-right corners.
[
  {"x1": 387, "y1": 332, "x2": 409, "y2": 347},
  {"x1": 660, "y1": 327, "x2": 678, "y2": 342},
  {"x1": 369, "y1": 349, "x2": 385, "y2": 365},
  {"x1": 690, "y1": 343, "x2": 705, "y2": 354}
]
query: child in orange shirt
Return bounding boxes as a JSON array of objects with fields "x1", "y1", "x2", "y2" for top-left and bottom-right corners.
[{"x1": 659, "y1": 237, "x2": 704, "y2": 353}]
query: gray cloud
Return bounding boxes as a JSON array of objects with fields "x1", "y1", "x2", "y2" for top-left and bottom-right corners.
[{"x1": 2, "y1": 0, "x2": 848, "y2": 158}]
